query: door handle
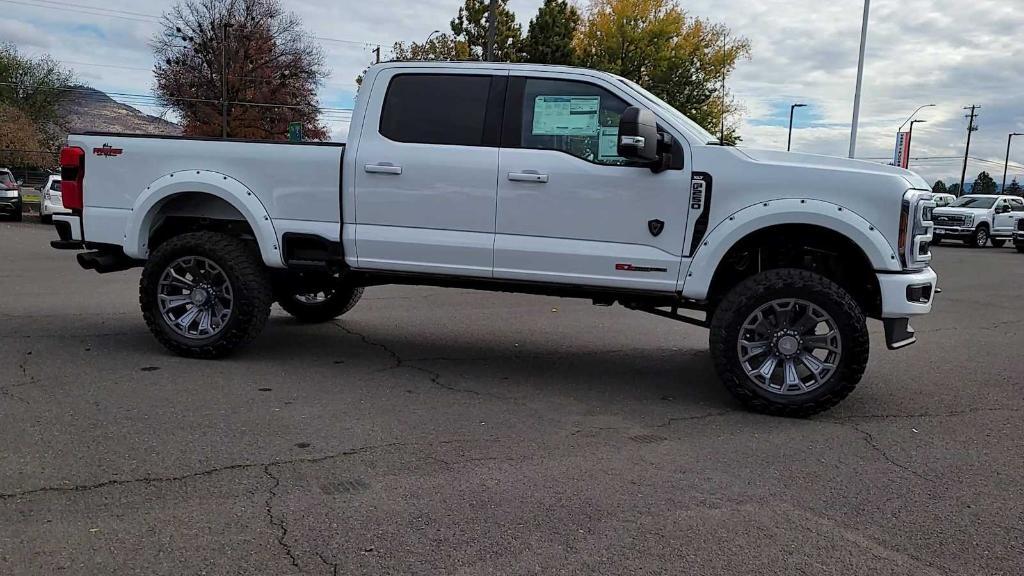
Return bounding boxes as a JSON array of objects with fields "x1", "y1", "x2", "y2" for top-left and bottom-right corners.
[
  {"x1": 508, "y1": 171, "x2": 548, "y2": 183},
  {"x1": 364, "y1": 163, "x2": 402, "y2": 175}
]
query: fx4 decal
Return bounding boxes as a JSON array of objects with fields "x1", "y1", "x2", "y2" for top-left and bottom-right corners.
[{"x1": 93, "y1": 144, "x2": 124, "y2": 157}]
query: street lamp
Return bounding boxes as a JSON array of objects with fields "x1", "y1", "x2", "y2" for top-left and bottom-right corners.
[
  {"x1": 425, "y1": 30, "x2": 441, "y2": 44},
  {"x1": 1003, "y1": 133, "x2": 1023, "y2": 192},
  {"x1": 848, "y1": 0, "x2": 871, "y2": 158},
  {"x1": 787, "y1": 103, "x2": 807, "y2": 152},
  {"x1": 906, "y1": 119, "x2": 926, "y2": 169},
  {"x1": 898, "y1": 104, "x2": 936, "y2": 133}
]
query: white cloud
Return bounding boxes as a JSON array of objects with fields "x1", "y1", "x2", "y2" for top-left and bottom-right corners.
[{"x1": 5, "y1": 0, "x2": 1023, "y2": 184}]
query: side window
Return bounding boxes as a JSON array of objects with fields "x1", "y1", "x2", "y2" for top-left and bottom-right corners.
[
  {"x1": 1009, "y1": 198, "x2": 1024, "y2": 210},
  {"x1": 515, "y1": 78, "x2": 631, "y2": 166},
  {"x1": 379, "y1": 74, "x2": 493, "y2": 146}
]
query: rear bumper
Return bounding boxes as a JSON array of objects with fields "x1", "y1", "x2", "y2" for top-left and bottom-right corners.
[
  {"x1": 51, "y1": 214, "x2": 84, "y2": 249},
  {"x1": 42, "y1": 199, "x2": 71, "y2": 216}
]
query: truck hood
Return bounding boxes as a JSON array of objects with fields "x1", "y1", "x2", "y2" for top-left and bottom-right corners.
[
  {"x1": 932, "y1": 206, "x2": 989, "y2": 216},
  {"x1": 735, "y1": 147, "x2": 929, "y2": 190}
]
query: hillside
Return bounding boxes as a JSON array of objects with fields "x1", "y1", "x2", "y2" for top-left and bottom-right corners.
[{"x1": 56, "y1": 86, "x2": 182, "y2": 136}]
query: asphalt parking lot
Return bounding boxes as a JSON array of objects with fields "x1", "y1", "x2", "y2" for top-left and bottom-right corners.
[{"x1": 1, "y1": 219, "x2": 1021, "y2": 575}]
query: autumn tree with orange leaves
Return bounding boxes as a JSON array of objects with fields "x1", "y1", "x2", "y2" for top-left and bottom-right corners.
[{"x1": 152, "y1": 0, "x2": 328, "y2": 140}]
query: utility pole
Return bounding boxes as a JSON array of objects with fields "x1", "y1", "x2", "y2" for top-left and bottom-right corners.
[
  {"x1": 848, "y1": 0, "x2": 871, "y2": 158},
  {"x1": 373, "y1": 45, "x2": 381, "y2": 64},
  {"x1": 484, "y1": 0, "x2": 498, "y2": 61},
  {"x1": 1003, "y1": 133, "x2": 1022, "y2": 193},
  {"x1": 221, "y1": 21, "x2": 233, "y2": 139},
  {"x1": 959, "y1": 105, "x2": 980, "y2": 196}
]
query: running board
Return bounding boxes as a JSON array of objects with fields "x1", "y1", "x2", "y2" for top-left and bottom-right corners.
[{"x1": 621, "y1": 302, "x2": 710, "y2": 328}]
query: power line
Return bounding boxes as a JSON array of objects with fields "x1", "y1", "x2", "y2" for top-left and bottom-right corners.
[{"x1": 0, "y1": 0, "x2": 158, "y2": 23}]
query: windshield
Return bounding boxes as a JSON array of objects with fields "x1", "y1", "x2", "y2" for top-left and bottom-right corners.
[
  {"x1": 0, "y1": 172, "x2": 15, "y2": 186},
  {"x1": 617, "y1": 78, "x2": 718, "y2": 143},
  {"x1": 950, "y1": 196, "x2": 996, "y2": 209}
]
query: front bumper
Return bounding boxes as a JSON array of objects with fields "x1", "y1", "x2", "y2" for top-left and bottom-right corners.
[
  {"x1": 876, "y1": 267, "x2": 937, "y2": 350},
  {"x1": 933, "y1": 226, "x2": 973, "y2": 237},
  {"x1": 0, "y1": 196, "x2": 22, "y2": 214}
]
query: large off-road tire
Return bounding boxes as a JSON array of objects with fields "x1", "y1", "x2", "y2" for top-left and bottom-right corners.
[
  {"x1": 274, "y1": 277, "x2": 363, "y2": 323},
  {"x1": 709, "y1": 268, "x2": 869, "y2": 417},
  {"x1": 140, "y1": 231, "x2": 272, "y2": 358},
  {"x1": 967, "y1": 225, "x2": 989, "y2": 248},
  {"x1": 990, "y1": 238, "x2": 1006, "y2": 248}
]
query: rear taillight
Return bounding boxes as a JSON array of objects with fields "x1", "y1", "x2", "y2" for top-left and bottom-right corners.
[{"x1": 60, "y1": 146, "x2": 85, "y2": 211}]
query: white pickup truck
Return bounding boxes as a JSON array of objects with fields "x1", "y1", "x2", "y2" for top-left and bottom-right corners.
[
  {"x1": 51, "y1": 61, "x2": 937, "y2": 416},
  {"x1": 931, "y1": 194, "x2": 1024, "y2": 247}
]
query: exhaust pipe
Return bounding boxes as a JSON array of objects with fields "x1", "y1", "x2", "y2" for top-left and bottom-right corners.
[{"x1": 76, "y1": 250, "x2": 139, "y2": 274}]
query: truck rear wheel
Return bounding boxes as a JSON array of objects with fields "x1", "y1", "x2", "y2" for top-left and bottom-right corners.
[
  {"x1": 274, "y1": 276, "x2": 363, "y2": 323},
  {"x1": 140, "y1": 231, "x2": 272, "y2": 358},
  {"x1": 709, "y1": 269, "x2": 869, "y2": 417}
]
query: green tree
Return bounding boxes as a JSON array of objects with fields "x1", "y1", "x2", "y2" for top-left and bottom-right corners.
[
  {"x1": 450, "y1": 0, "x2": 522, "y2": 61},
  {"x1": 948, "y1": 183, "x2": 961, "y2": 197},
  {"x1": 1005, "y1": 178, "x2": 1022, "y2": 197},
  {"x1": 153, "y1": 0, "x2": 328, "y2": 140},
  {"x1": 574, "y1": 0, "x2": 750, "y2": 142},
  {"x1": 972, "y1": 171, "x2": 997, "y2": 195},
  {"x1": 0, "y1": 42, "x2": 75, "y2": 153},
  {"x1": 521, "y1": 0, "x2": 580, "y2": 65},
  {"x1": 932, "y1": 180, "x2": 947, "y2": 195}
]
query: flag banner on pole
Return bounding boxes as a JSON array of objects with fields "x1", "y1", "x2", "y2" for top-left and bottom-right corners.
[{"x1": 893, "y1": 132, "x2": 911, "y2": 169}]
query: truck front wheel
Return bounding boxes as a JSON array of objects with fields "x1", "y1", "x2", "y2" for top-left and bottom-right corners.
[
  {"x1": 140, "y1": 231, "x2": 272, "y2": 358},
  {"x1": 709, "y1": 269, "x2": 869, "y2": 417},
  {"x1": 273, "y1": 275, "x2": 363, "y2": 323},
  {"x1": 967, "y1": 225, "x2": 989, "y2": 248}
]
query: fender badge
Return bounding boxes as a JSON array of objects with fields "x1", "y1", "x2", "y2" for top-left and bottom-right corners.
[
  {"x1": 648, "y1": 219, "x2": 665, "y2": 237},
  {"x1": 93, "y1": 144, "x2": 123, "y2": 157}
]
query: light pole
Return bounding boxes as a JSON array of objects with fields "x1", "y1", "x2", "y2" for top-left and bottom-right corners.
[
  {"x1": 1003, "y1": 132, "x2": 1019, "y2": 190},
  {"x1": 425, "y1": 30, "x2": 441, "y2": 44},
  {"x1": 898, "y1": 103, "x2": 936, "y2": 134},
  {"x1": 787, "y1": 103, "x2": 807, "y2": 152},
  {"x1": 848, "y1": 0, "x2": 870, "y2": 158},
  {"x1": 906, "y1": 119, "x2": 926, "y2": 169}
]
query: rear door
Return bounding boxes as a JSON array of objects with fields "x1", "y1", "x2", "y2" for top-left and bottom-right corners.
[
  {"x1": 353, "y1": 69, "x2": 508, "y2": 277},
  {"x1": 493, "y1": 72, "x2": 691, "y2": 292}
]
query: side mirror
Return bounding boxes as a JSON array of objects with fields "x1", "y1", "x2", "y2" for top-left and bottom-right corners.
[
  {"x1": 617, "y1": 106, "x2": 660, "y2": 163},
  {"x1": 16, "y1": 179, "x2": 23, "y2": 186}
]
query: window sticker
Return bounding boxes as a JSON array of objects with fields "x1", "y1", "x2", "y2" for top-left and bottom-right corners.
[
  {"x1": 598, "y1": 127, "x2": 621, "y2": 160},
  {"x1": 532, "y1": 95, "x2": 600, "y2": 136}
]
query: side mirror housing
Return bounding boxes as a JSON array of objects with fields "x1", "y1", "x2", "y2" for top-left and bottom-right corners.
[
  {"x1": 16, "y1": 179, "x2": 23, "y2": 186},
  {"x1": 617, "y1": 106, "x2": 660, "y2": 163}
]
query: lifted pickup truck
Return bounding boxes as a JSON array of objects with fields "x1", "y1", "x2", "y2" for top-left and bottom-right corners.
[{"x1": 51, "y1": 62, "x2": 937, "y2": 416}]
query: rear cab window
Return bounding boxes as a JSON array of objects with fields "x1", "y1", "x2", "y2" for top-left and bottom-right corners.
[{"x1": 378, "y1": 73, "x2": 503, "y2": 147}]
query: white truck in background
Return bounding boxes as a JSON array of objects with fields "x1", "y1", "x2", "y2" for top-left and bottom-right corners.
[
  {"x1": 931, "y1": 194, "x2": 1024, "y2": 247},
  {"x1": 51, "y1": 61, "x2": 937, "y2": 416}
]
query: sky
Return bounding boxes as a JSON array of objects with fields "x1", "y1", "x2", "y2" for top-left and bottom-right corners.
[{"x1": 3, "y1": 0, "x2": 1023, "y2": 186}]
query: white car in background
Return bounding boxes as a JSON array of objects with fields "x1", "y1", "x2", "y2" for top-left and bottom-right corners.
[
  {"x1": 38, "y1": 175, "x2": 70, "y2": 223},
  {"x1": 932, "y1": 193, "x2": 955, "y2": 208}
]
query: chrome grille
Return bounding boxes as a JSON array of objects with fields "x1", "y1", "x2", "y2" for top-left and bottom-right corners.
[{"x1": 933, "y1": 214, "x2": 965, "y2": 227}]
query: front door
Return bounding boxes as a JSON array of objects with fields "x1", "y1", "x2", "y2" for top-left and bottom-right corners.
[
  {"x1": 353, "y1": 70, "x2": 507, "y2": 277},
  {"x1": 993, "y1": 197, "x2": 1023, "y2": 237},
  {"x1": 494, "y1": 73, "x2": 691, "y2": 292}
]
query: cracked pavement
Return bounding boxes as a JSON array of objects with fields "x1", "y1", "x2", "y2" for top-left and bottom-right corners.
[{"x1": 1, "y1": 221, "x2": 1022, "y2": 575}]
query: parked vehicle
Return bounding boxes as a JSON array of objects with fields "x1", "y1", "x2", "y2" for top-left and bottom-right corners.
[
  {"x1": 932, "y1": 194, "x2": 1024, "y2": 247},
  {"x1": 38, "y1": 175, "x2": 69, "y2": 224},
  {"x1": 932, "y1": 193, "x2": 955, "y2": 208},
  {"x1": 1014, "y1": 218, "x2": 1024, "y2": 253},
  {"x1": 50, "y1": 62, "x2": 938, "y2": 416},
  {"x1": 0, "y1": 168, "x2": 23, "y2": 221}
]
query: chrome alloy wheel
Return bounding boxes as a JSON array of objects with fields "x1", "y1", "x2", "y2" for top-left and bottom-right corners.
[
  {"x1": 737, "y1": 299, "x2": 842, "y2": 395},
  {"x1": 157, "y1": 256, "x2": 234, "y2": 339}
]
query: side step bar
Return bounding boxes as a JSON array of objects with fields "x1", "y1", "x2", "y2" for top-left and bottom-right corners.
[{"x1": 76, "y1": 250, "x2": 140, "y2": 274}]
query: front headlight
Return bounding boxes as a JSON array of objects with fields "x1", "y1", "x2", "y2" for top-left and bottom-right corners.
[
  {"x1": 900, "y1": 189, "x2": 934, "y2": 270},
  {"x1": 963, "y1": 214, "x2": 974, "y2": 227}
]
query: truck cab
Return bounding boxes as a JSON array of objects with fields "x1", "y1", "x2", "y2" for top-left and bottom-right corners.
[{"x1": 51, "y1": 62, "x2": 938, "y2": 416}]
